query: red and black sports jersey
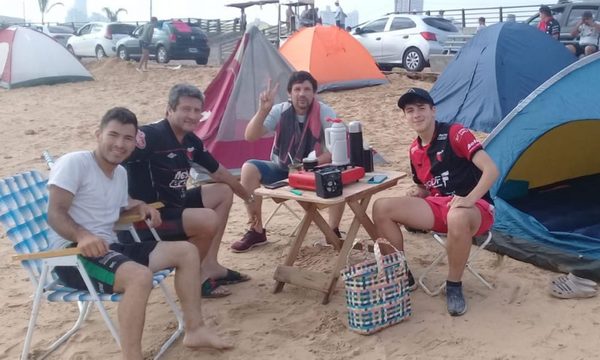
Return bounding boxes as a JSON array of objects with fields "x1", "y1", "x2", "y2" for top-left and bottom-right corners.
[
  {"x1": 539, "y1": 18, "x2": 561, "y2": 39},
  {"x1": 409, "y1": 122, "x2": 492, "y2": 203},
  {"x1": 124, "y1": 119, "x2": 220, "y2": 207}
]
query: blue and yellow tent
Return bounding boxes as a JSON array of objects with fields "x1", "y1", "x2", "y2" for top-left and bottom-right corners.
[
  {"x1": 485, "y1": 53, "x2": 600, "y2": 280},
  {"x1": 430, "y1": 22, "x2": 576, "y2": 133}
]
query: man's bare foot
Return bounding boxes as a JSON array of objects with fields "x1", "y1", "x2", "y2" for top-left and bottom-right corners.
[{"x1": 182, "y1": 325, "x2": 233, "y2": 350}]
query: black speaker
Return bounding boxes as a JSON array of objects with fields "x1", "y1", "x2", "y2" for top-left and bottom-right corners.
[{"x1": 315, "y1": 167, "x2": 343, "y2": 199}]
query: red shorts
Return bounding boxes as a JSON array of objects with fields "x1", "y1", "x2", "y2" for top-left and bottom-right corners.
[{"x1": 423, "y1": 196, "x2": 494, "y2": 236}]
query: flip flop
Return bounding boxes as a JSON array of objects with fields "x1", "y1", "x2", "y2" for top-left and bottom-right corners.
[
  {"x1": 212, "y1": 269, "x2": 251, "y2": 286},
  {"x1": 201, "y1": 279, "x2": 231, "y2": 298},
  {"x1": 549, "y1": 275, "x2": 598, "y2": 299}
]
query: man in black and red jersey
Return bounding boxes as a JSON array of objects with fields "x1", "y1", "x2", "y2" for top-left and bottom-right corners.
[
  {"x1": 122, "y1": 84, "x2": 258, "y2": 298},
  {"x1": 538, "y1": 5, "x2": 561, "y2": 40},
  {"x1": 372, "y1": 88, "x2": 499, "y2": 316}
]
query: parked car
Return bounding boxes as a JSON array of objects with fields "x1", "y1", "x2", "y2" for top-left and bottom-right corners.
[
  {"x1": 525, "y1": 1, "x2": 600, "y2": 45},
  {"x1": 41, "y1": 24, "x2": 74, "y2": 47},
  {"x1": 114, "y1": 20, "x2": 210, "y2": 65},
  {"x1": 352, "y1": 14, "x2": 460, "y2": 72},
  {"x1": 66, "y1": 22, "x2": 136, "y2": 59}
]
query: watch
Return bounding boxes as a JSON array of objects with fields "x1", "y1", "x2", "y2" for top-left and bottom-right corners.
[{"x1": 245, "y1": 194, "x2": 255, "y2": 204}]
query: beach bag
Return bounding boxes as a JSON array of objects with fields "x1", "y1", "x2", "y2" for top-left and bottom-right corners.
[{"x1": 340, "y1": 238, "x2": 412, "y2": 335}]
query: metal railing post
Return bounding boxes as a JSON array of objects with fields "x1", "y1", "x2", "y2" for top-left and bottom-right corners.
[{"x1": 461, "y1": 9, "x2": 466, "y2": 28}]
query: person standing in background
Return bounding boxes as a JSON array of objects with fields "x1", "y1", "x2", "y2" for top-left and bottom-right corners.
[
  {"x1": 334, "y1": 1, "x2": 347, "y2": 29},
  {"x1": 137, "y1": 16, "x2": 157, "y2": 72}
]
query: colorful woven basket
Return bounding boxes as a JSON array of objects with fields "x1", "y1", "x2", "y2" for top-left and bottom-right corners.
[{"x1": 340, "y1": 239, "x2": 411, "y2": 335}]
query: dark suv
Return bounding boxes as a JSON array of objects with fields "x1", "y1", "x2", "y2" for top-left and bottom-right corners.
[
  {"x1": 114, "y1": 19, "x2": 210, "y2": 64},
  {"x1": 526, "y1": 1, "x2": 600, "y2": 44}
]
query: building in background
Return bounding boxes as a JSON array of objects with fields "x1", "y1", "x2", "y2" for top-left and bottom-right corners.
[
  {"x1": 395, "y1": 0, "x2": 423, "y2": 13},
  {"x1": 66, "y1": 0, "x2": 88, "y2": 23}
]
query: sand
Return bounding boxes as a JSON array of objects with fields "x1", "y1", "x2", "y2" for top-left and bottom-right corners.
[{"x1": 1, "y1": 59, "x2": 599, "y2": 360}]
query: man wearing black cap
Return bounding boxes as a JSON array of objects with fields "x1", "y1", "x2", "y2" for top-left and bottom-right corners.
[
  {"x1": 566, "y1": 11, "x2": 600, "y2": 57},
  {"x1": 372, "y1": 88, "x2": 499, "y2": 316},
  {"x1": 538, "y1": 5, "x2": 561, "y2": 40}
]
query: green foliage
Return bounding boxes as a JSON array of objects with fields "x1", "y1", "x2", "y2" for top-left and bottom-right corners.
[{"x1": 37, "y1": 0, "x2": 64, "y2": 24}]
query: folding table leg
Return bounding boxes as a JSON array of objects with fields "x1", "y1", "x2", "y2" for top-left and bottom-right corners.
[{"x1": 273, "y1": 204, "x2": 316, "y2": 293}]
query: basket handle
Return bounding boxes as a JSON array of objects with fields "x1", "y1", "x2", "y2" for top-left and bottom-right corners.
[{"x1": 373, "y1": 238, "x2": 401, "y2": 279}]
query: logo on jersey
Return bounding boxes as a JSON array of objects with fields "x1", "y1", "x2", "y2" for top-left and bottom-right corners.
[
  {"x1": 455, "y1": 128, "x2": 469, "y2": 142},
  {"x1": 186, "y1": 147, "x2": 195, "y2": 160},
  {"x1": 167, "y1": 152, "x2": 177, "y2": 159},
  {"x1": 169, "y1": 170, "x2": 189, "y2": 188},
  {"x1": 467, "y1": 139, "x2": 480, "y2": 152},
  {"x1": 136, "y1": 130, "x2": 146, "y2": 149},
  {"x1": 425, "y1": 170, "x2": 450, "y2": 190},
  {"x1": 436, "y1": 150, "x2": 444, "y2": 162},
  {"x1": 437, "y1": 133, "x2": 448, "y2": 141}
]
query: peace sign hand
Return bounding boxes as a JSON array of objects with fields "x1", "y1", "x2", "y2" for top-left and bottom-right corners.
[{"x1": 259, "y1": 79, "x2": 280, "y2": 113}]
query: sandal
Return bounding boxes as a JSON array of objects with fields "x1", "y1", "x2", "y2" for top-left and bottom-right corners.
[
  {"x1": 201, "y1": 279, "x2": 231, "y2": 298},
  {"x1": 549, "y1": 274, "x2": 598, "y2": 299},
  {"x1": 212, "y1": 269, "x2": 251, "y2": 286}
]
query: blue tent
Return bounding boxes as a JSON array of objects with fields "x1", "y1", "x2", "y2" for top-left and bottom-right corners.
[
  {"x1": 484, "y1": 53, "x2": 600, "y2": 280},
  {"x1": 430, "y1": 22, "x2": 577, "y2": 133}
]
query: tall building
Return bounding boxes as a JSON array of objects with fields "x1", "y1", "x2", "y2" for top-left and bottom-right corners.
[
  {"x1": 395, "y1": 0, "x2": 423, "y2": 13},
  {"x1": 66, "y1": 0, "x2": 88, "y2": 23}
]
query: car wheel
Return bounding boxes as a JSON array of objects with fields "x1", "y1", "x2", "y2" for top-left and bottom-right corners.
[
  {"x1": 195, "y1": 57, "x2": 208, "y2": 65},
  {"x1": 156, "y1": 46, "x2": 169, "y2": 64},
  {"x1": 67, "y1": 45, "x2": 81, "y2": 59},
  {"x1": 118, "y1": 46, "x2": 129, "y2": 61},
  {"x1": 96, "y1": 46, "x2": 107, "y2": 60},
  {"x1": 403, "y1": 47, "x2": 425, "y2": 72}
]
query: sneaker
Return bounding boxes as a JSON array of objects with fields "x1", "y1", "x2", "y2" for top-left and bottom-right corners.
[
  {"x1": 446, "y1": 284, "x2": 468, "y2": 316},
  {"x1": 407, "y1": 270, "x2": 417, "y2": 292},
  {"x1": 231, "y1": 229, "x2": 267, "y2": 253}
]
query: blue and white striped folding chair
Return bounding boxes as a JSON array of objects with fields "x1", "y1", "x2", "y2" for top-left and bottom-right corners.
[{"x1": 0, "y1": 170, "x2": 183, "y2": 360}]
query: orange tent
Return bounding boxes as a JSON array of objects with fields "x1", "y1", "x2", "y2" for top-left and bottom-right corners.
[{"x1": 280, "y1": 25, "x2": 387, "y2": 92}]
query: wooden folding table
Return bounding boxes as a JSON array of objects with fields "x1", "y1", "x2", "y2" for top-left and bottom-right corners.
[{"x1": 255, "y1": 171, "x2": 406, "y2": 304}]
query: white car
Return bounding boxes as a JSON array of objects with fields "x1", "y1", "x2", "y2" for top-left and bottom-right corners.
[
  {"x1": 66, "y1": 22, "x2": 136, "y2": 59},
  {"x1": 41, "y1": 24, "x2": 74, "y2": 47},
  {"x1": 352, "y1": 14, "x2": 460, "y2": 72}
]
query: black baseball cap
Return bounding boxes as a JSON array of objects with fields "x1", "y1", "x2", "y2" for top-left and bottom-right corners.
[{"x1": 397, "y1": 88, "x2": 435, "y2": 110}]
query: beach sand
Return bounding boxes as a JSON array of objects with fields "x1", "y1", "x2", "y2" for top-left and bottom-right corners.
[{"x1": 1, "y1": 59, "x2": 598, "y2": 360}]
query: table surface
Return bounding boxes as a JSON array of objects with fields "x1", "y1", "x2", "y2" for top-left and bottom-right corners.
[{"x1": 255, "y1": 170, "x2": 406, "y2": 205}]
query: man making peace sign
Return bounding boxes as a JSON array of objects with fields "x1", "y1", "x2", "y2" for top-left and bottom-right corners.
[{"x1": 232, "y1": 71, "x2": 345, "y2": 252}]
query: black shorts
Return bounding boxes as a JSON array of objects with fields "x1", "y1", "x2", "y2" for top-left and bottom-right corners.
[
  {"x1": 118, "y1": 187, "x2": 204, "y2": 242},
  {"x1": 573, "y1": 43, "x2": 598, "y2": 56},
  {"x1": 54, "y1": 241, "x2": 157, "y2": 294},
  {"x1": 140, "y1": 40, "x2": 151, "y2": 50}
]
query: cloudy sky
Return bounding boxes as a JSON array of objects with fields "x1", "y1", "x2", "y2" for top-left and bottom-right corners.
[{"x1": 1, "y1": 0, "x2": 545, "y2": 24}]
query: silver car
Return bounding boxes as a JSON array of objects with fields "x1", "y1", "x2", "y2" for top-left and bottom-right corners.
[
  {"x1": 41, "y1": 24, "x2": 74, "y2": 47},
  {"x1": 67, "y1": 22, "x2": 136, "y2": 60},
  {"x1": 352, "y1": 14, "x2": 460, "y2": 72}
]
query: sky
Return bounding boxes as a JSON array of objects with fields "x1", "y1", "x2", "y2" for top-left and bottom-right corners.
[{"x1": 1, "y1": 0, "x2": 546, "y2": 24}]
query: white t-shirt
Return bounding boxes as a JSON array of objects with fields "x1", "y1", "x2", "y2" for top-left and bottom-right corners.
[
  {"x1": 578, "y1": 22, "x2": 600, "y2": 46},
  {"x1": 48, "y1": 151, "x2": 129, "y2": 247}
]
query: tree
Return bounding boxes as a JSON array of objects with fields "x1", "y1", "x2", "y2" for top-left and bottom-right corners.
[
  {"x1": 101, "y1": 7, "x2": 128, "y2": 22},
  {"x1": 38, "y1": 0, "x2": 64, "y2": 24}
]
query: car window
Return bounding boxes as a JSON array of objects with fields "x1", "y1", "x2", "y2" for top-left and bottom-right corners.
[
  {"x1": 110, "y1": 24, "x2": 136, "y2": 35},
  {"x1": 91, "y1": 24, "x2": 103, "y2": 33},
  {"x1": 390, "y1": 17, "x2": 416, "y2": 31},
  {"x1": 78, "y1": 24, "x2": 91, "y2": 35},
  {"x1": 423, "y1": 17, "x2": 459, "y2": 32},
  {"x1": 565, "y1": 6, "x2": 600, "y2": 32},
  {"x1": 361, "y1": 18, "x2": 388, "y2": 34}
]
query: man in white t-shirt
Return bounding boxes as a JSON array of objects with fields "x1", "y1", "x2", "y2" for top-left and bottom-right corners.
[
  {"x1": 47, "y1": 107, "x2": 231, "y2": 358},
  {"x1": 232, "y1": 71, "x2": 344, "y2": 252},
  {"x1": 567, "y1": 11, "x2": 600, "y2": 57},
  {"x1": 334, "y1": 1, "x2": 347, "y2": 29}
]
